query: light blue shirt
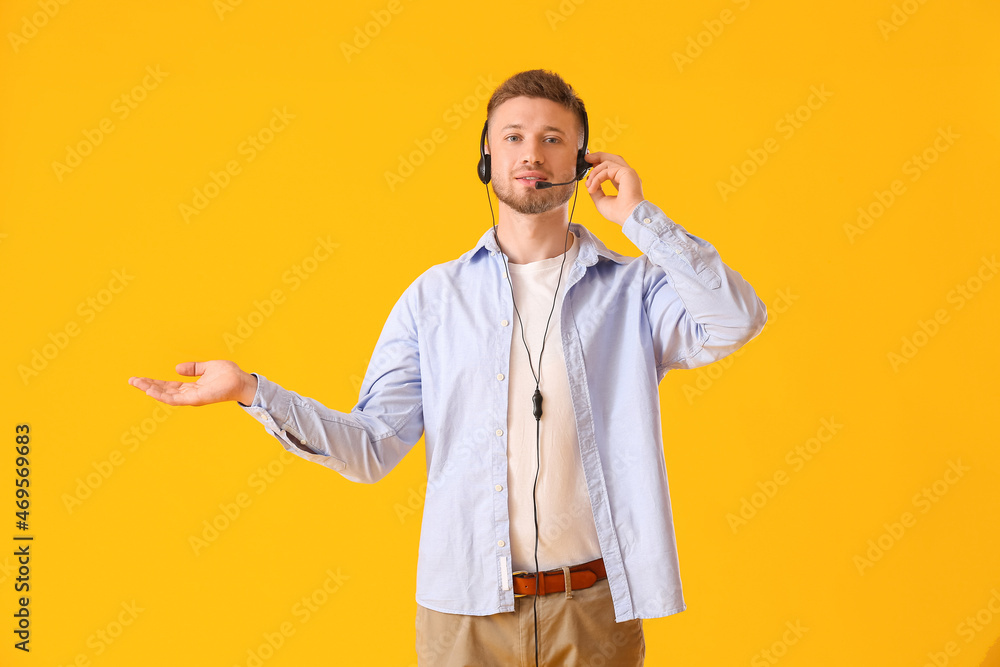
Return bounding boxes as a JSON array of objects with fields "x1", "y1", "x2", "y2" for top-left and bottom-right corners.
[{"x1": 240, "y1": 200, "x2": 767, "y2": 621}]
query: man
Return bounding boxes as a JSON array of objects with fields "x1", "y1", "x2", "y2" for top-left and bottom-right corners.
[{"x1": 129, "y1": 69, "x2": 767, "y2": 665}]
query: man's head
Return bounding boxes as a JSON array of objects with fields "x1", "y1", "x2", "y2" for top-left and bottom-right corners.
[{"x1": 484, "y1": 70, "x2": 587, "y2": 215}]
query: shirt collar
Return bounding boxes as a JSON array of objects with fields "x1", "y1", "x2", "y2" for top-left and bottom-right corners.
[{"x1": 462, "y1": 223, "x2": 629, "y2": 268}]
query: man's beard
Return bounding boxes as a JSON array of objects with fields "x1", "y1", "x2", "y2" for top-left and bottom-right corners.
[{"x1": 492, "y1": 173, "x2": 575, "y2": 215}]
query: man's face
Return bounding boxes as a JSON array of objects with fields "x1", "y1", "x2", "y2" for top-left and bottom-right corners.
[{"x1": 487, "y1": 96, "x2": 582, "y2": 215}]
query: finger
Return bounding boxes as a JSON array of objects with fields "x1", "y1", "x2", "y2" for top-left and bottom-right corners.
[
  {"x1": 587, "y1": 168, "x2": 615, "y2": 202},
  {"x1": 128, "y1": 376, "x2": 155, "y2": 390},
  {"x1": 588, "y1": 166, "x2": 620, "y2": 194},
  {"x1": 142, "y1": 383, "x2": 189, "y2": 406},
  {"x1": 585, "y1": 162, "x2": 612, "y2": 189},
  {"x1": 587, "y1": 179, "x2": 607, "y2": 206},
  {"x1": 133, "y1": 376, "x2": 182, "y2": 390},
  {"x1": 176, "y1": 361, "x2": 208, "y2": 377},
  {"x1": 584, "y1": 151, "x2": 625, "y2": 166},
  {"x1": 614, "y1": 166, "x2": 643, "y2": 199},
  {"x1": 129, "y1": 376, "x2": 199, "y2": 405},
  {"x1": 151, "y1": 379, "x2": 204, "y2": 404}
]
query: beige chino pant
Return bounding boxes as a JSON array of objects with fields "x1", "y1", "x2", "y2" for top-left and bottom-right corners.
[{"x1": 415, "y1": 577, "x2": 645, "y2": 666}]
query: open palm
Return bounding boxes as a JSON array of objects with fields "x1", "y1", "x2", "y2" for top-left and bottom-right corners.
[{"x1": 128, "y1": 360, "x2": 254, "y2": 406}]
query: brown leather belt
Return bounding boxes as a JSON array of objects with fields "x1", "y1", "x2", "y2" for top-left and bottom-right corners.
[{"x1": 512, "y1": 558, "x2": 607, "y2": 597}]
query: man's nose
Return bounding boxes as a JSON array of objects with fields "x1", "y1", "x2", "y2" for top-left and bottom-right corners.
[{"x1": 520, "y1": 139, "x2": 544, "y2": 164}]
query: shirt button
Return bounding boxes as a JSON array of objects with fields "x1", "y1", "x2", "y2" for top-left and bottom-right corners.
[
  {"x1": 501, "y1": 320, "x2": 509, "y2": 327},
  {"x1": 498, "y1": 540, "x2": 505, "y2": 547},
  {"x1": 642, "y1": 217, "x2": 652, "y2": 224},
  {"x1": 496, "y1": 373, "x2": 505, "y2": 381},
  {"x1": 496, "y1": 429, "x2": 504, "y2": 437},
  {"x1": 495, "y1": 484, "x2": 503, "y2": 492},
  {"x1": 675, "y1": 248, "x2": 682, "y2": 254}
]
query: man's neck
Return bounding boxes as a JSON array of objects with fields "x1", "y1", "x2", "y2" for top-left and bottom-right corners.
[{"x1": 495, "y1": 203, "x2": 573, "y2": 264}]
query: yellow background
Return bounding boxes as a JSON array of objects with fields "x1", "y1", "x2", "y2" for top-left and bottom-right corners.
[{"x1": 2, "y1": 0, "x2": 998, "y2": 664}]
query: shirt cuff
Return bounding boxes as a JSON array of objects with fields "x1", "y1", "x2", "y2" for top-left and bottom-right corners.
[
  {"x1": 237, "y1": 372, "x2": 301, "y2": 442},
  {"x1": 621, "y1": 200, "x2": 722, "y2": 290},
  {"x1": 237, "y1": 372, "x2": 262, "y2": 409}
]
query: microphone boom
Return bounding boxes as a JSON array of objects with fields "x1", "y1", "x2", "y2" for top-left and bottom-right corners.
[{"x1": 534, "y1": 179, "x2": 577, "y2": 189}]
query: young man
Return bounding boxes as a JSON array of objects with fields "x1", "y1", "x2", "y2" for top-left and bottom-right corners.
[{"x1": 129, "y1": 70, "x2": 767, "y2": 666}]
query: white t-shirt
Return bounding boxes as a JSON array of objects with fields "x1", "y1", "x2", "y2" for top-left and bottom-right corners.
[{"x1": 503, "y1": 233, "x2": 603, "y2": 573}]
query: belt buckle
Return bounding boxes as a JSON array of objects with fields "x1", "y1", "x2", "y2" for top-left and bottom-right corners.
[{"x1": 512, "y1": 571, "x2": 530, "y2": 598}]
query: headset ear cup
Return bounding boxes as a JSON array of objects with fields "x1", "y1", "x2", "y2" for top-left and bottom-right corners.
[
  {"x1": 576, "y1": 109, "x2": 590, "y2": 181},
  {"x1": 478, "y1": 154, "x2": 491, "y2": 184},
  {"x1": 478, "y1": 120, "x2": 491, "y2": 184}
]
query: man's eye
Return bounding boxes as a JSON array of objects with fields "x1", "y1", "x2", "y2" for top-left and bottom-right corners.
[
  {"x1": 505, "y1": 136, "x2": 520, "y2": 142},
  {"x1": 545, "y1": 137, "x2": 560, "y2": 143}
]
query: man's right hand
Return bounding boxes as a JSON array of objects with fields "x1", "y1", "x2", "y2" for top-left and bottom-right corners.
[{"x1": 128, "y1": 360, "x2": 258, "y2": 407}]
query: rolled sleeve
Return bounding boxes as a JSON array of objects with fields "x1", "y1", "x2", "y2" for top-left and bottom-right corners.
[
  {"x1": 621, "y1": 200, "x2": 767, "y2": 373},
  {"x1": 235, "y1": 280, "x2": 425, "y2": 483},
  {"x1": 238, "y1": 372, "x2": 342, "y2": 466}
]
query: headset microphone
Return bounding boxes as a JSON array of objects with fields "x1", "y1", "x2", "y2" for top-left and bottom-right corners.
[{"x1": 534, "y1": 178, "x2": 578, "y2": 189}]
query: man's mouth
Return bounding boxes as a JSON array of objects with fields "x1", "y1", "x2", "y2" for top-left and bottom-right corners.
[{"x1": 516, "y1": 173, "x2": 548, "y2": 185}]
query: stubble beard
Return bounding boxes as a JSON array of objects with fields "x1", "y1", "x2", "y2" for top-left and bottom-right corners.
[{"x1": 492, "y1": 173, "x2": 575, "y2": 215}]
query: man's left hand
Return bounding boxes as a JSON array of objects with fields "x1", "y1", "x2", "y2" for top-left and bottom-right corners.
[{"x1": 584, "y1": 152, "x2": 645, "y2": 227}]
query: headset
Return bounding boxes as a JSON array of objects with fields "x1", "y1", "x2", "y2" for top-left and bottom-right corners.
[
  {"x1": 478, "y1": 102, "x2": 591, "y2": 667},
  {"x1": 477, "y1": 107, "x2": 591, "y2": 187}
]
